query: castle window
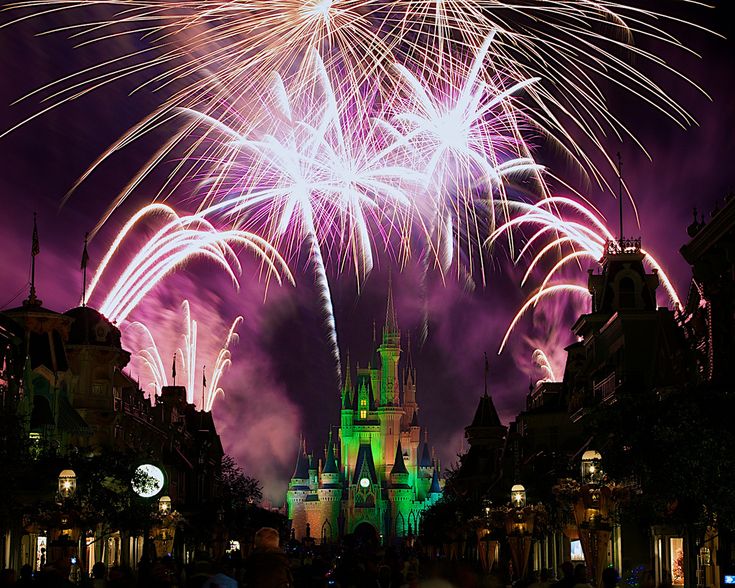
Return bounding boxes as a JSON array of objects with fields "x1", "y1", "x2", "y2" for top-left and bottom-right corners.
[
  {"x1": 360, "y1": 410, "x2": 367, "y2": 419},
  {"x1": 619, "y1": 277, "x2": 636, "y2": 308}
]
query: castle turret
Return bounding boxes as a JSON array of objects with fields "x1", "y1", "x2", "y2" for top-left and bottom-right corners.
[
  {"x1": 389, "y1": 440, "x2": 410, "y2": 488},
  {"x1": 379, "y1": 279, "x2": 400, "y2": 406},
  {"x1": 316, "y1": 434, "x2": 343, "y2": 543},
  {"x1": 428, "y1": 467, "x2": 442, "y2": 501},
  {"x1": 287, "y1": 439, "x2": 311, "y2": 536},
  {"x1": 341, "y1": 357, "x2": 354, "y2": 433}
]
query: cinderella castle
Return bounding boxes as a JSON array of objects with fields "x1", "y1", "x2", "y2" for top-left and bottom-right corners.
[{"x1": 287, "y1": 286, "x2": 442, "y2": 542}]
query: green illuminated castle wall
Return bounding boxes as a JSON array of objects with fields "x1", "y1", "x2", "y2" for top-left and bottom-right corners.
[{"x1": 287, "y1": 286, "x2": 442, "y2": 542}]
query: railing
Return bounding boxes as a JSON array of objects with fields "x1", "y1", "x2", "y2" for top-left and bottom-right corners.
[
  {"x1": 605, "y1": 238, "x2": 641, "y2": 254},
  {"x1": 593, "y1": 372, "x2": 617, "y2": 401}
]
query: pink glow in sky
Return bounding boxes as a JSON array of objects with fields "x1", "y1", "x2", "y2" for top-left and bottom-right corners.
[{"x1": 1, "y1": 3, "x2": 734, "y2": 503}]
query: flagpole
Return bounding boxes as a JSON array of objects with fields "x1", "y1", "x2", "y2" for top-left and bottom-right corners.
[
  {"x1": 202, "y1": 366, "x2": 206, "y2": 412},
  {"x1": 26, "y1": 212, "x2": 41, "y2": 307},
  {"x1": 30, "y1": 214, "x2": 36, "y2": 302},
  {"x1": 81, "y1": 232, "x2": 89, "y2": 307}
]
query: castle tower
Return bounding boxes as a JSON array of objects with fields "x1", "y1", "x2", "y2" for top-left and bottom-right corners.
[
  {"x1": 316, "y1": 435, "x2": 343, "y2": 543},
  {"x1": 387, "y1": 440, "x2": 413, "y2": 536},
  {"x1": 289, "y1": 280, "x2": 442, "y2": 542},
  {"x1": 287, "y1": 439, "x2": 311, "y2": 538}
]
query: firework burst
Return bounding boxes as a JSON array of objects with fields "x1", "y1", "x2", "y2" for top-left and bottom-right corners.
[
  {"x1": 489, "y1": 196, "x2": 681, "y2": 353},
  {"x1": 87, "y1": 203, "x2": 294, "y2": 323}
]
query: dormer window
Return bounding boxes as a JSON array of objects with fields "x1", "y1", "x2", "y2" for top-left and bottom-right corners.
[{"x1": 619, "y1": 277, "x2": 636, "y2": 308}]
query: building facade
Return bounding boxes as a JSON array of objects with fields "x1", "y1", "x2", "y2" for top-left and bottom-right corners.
[
  {"x1": 287, "y1": 287, "x2": 441, "y2": 542},
  {"x1": 0, "y1": 286, "x2": 223, "y2": 573}
]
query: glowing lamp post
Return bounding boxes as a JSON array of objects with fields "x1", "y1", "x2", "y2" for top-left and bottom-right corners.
[
  {"x1": 581, "y1": 450, "x2": 603, "y2": 484},
  {"x1": 475, "y1": 499, "x2": 499, "y2": 574},
  {"x1": 505, "y1": 484, "x2": 546, "y2": 582},
  {"x1": 511, "y1": 484, "x2": 527, "y2": 508},
  {"x1": 58, "y1": 470, "x2": 77, "y2": 500},
  {"x1": 158, "y1": 495, "x2": 172, "y2": 514},
  {"x1": 555, "y1": 450, "x2": 624, "y2": 588}
]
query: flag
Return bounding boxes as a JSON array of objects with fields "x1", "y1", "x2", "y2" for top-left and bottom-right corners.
[
  {"x1": 80, "y1": 233, "x2": 89, "y2": 269},
  {"x1": 202, "y1": 366, "x2": 207, "y2": 388},
  {"x1": 172, "y1": 353, "x2": 177, "y2": 381},
  {"x1": 31, "y1": 214, "x2": 40, "y2": 257}
]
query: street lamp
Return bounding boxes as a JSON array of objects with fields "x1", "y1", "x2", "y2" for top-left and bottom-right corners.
[
  {"x1": 581, "y1": 450, "x2": 603, "y2": 484},
  {"x1": 511, "y1": 484, "x2": 527, "y2": 508},
  {"x1": 58, "y1": 469, "x2": 77, "y2": 499},
  {"x1": 158, "y1": 495, "x2": 172, "y2": 514}
]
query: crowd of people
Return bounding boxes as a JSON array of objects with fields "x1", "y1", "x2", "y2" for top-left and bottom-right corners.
[{"x1": 0, "y1": 531, "x2": 671, "y2": 588}]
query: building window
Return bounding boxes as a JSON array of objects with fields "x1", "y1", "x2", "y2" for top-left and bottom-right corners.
[
  {"x1": 619, "y1": 277, "x2": 636, "y2": 308},
  {"x1": 670, "y1": 538, "x2": 685, "y2": 585},
  {"x1": 360, "y1": 410, "x2": 366, "y2": 419}
]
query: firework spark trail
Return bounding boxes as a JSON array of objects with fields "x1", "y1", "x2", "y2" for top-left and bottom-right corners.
[
  {"x1": 179, "y1": 299, "x2": 197, "y2": 404},
  {"x1": 88, "y1": 203, "x2": 294, "y2": 323},
  {"x1": 126, "y1": 300, "x2": 243, "y2": 410},
  {"x1": 171, "y1": 51, "x2": 423, "y2": 380},
  {"x1": 4, "y1": 0, "x2": 711, "y2": 196},
  {"x1": 532, "y1": 348, "x2": 556, "y2": 384},
  {"x1": 205, "y1": 315, "x2": 243, "y2": 411},
  {"x1": 386, "y1": 33, "x2": 544, "y2": 280},
  {"x1": 125, "y1": 321, "x2": 169, "y2": 394},
  {"x1": 499, "y1": 284, "x2": 590, "y2": 353},
  {"x1": 489, "y1": 196, "x2": 682, "y2": 353}
]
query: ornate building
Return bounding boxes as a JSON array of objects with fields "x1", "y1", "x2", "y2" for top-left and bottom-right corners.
[
  {"x1": 0, "y1": 275, "x2": 223, "y2": 572},
  {"x1": 287, "y1": 287, "x2": 442, "y2": 542}
]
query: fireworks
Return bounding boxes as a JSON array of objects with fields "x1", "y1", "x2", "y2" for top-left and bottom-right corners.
[
  {"x1": 87, "y1": 203, "x2": 294, "y2": 324},
  {"x1": 532, "y1": 349, "x2": 556, "y2": 385},
  {"x1": 3, "y1": 0, "x2": 705, "y2": 399},
  {"x1": 489, "y1": 196, "x2": 682, "y2": 353},
  {"x1": 5, "y1": 0, "x2": 708, "y2": 188},
  {"x1": 127, "y1": 300, "x2": 243, "y2": 410}
]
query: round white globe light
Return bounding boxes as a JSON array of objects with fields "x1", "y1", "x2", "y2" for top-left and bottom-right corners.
[
  {"x1": 359, "y1": 477, "x2": 370, "y2": 488},
  {"x1": 132, "y1": 464, "x2": 165, "y2": 498}
]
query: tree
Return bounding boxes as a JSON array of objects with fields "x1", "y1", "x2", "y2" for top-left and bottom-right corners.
[
  {"x1": 590, "y1": 385, "x2": 735, "y2": 540},
  {"x1": 219, "y1": 455, "x2": 262, "y2": 511}
]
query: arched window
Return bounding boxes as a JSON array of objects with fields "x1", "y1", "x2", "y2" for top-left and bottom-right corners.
[
  {"x1": 618, "y1": 276, "x2": 636, "y2": 308},
  {"x1": 396, "y1": 512, "x2": 406, "y2": 536},
  {"x1": 321, "y1": 520, "x2": 332, "y2": 544}
]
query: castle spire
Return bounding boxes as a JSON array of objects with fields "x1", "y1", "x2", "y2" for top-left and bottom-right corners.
[
  {"x1": 385, "y1": 273, "x2": 399, "y2": 335},
  {"x1": 404, "y1": 332, "x2": 415, "y2": 385},
  {"x1": 390, "y1": 439, "x2": 408, "y2": 475},
  {"x1": 24, "y1": 213, "x2": 42, "y2": 307},
  {"x1": 343, "y1": 349, "x2": 352, "y2": 394}
]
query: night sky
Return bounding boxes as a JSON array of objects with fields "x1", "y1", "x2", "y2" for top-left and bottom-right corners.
[{"x1": 1, "y1": 2, "x2": 733, "y2": 503}]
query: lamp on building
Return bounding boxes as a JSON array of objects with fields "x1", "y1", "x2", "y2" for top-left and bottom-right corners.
[
  {"x1": 554, "y1": 450, "x2": 623, "y2": 588},
  {"x1": 476, "y1": 499, "x2": 499, "y2": 574},
  {"x1": 504, "y1": 483, "x2": 545, "y2": 583},
  {"x1": 581, "y1": 450, "x2": 603, "y2": 484},
  {"x1": 58, "y1": 470, "x2": 77, "y2": 499},
  {"x1": 158, "y1": 495, "x2": 171, "y2": 514},
  {"x1": 511, "y1": 484, "x2": 527, "y2": 508}
]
